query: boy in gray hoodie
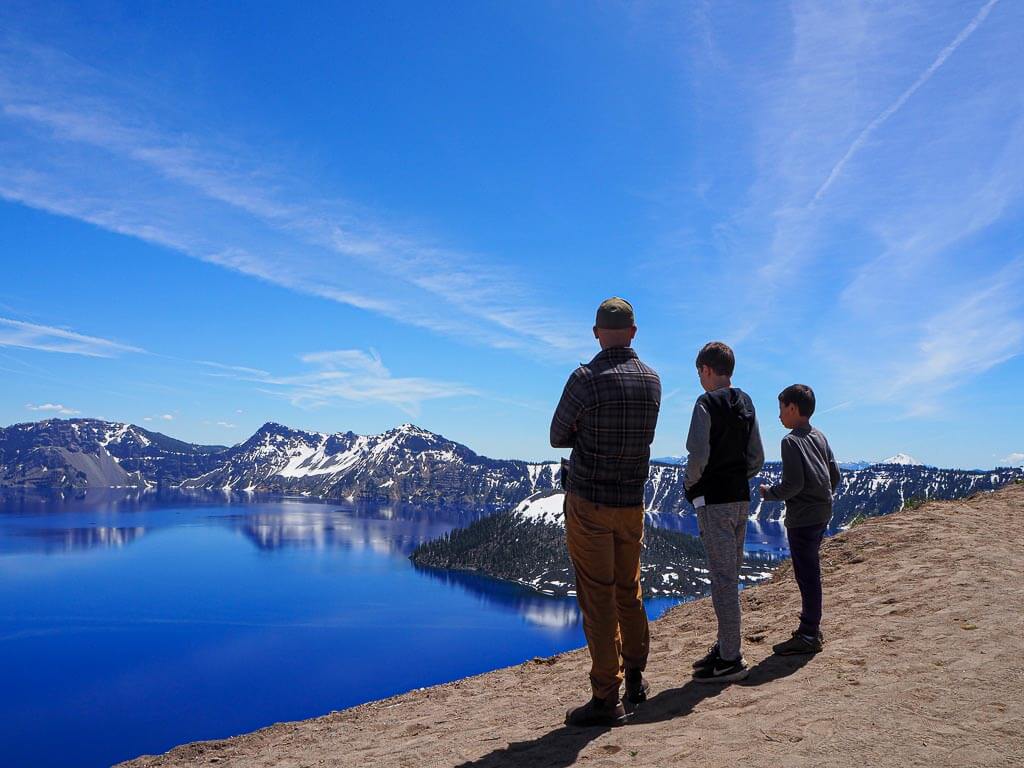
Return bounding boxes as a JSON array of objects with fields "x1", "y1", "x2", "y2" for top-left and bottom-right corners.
[{"x1": 759, "y1": 384, "x2": 841, "y2": 654}]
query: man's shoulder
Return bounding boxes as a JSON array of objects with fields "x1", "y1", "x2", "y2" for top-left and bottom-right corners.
[
  {"x1": 630, "y1": 354, "x2": 659, "y2": 376},
  {"x1": 569, "y1": 360, "x2": 595, "y2": 379},
  {"x1": 634, "y1": 360, "x2": 659, "y2": 382}
]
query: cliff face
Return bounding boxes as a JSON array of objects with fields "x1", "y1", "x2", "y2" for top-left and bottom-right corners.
[{"x1": 0, "y1": 419, "x2": 224, "y2": 489}]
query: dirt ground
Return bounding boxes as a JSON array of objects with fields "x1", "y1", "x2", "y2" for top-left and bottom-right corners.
[{"x1": 119, "y1": 483, "x2": 1024, "y2": 768}]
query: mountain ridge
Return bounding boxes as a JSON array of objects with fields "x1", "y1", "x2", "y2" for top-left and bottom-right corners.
[{"x1": 2, "y1": 417, "x2": 1021, "y2": 528}]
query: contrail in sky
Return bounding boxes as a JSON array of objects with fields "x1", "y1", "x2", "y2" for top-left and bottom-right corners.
[{"x1": 812, "y1": 0, "x2": 1000, "y2": 203}]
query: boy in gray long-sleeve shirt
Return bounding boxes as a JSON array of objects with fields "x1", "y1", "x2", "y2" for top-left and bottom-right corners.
[
  {"x1": 759, "y1": 384, "x2": 841, "y2": 655},
  {"x1": 684, "y1": 342, "x2": 764, "y2": 684}
]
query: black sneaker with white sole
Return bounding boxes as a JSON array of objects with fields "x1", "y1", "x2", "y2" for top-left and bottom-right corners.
[
  {"x1": 773, "y1": 631, "x2": 824, "y2": 655},
  {"x1": 692, "y1": 642, "x2": 721, "y2": 670},
  {"x1": 692, "y1": 656, "x2": 749, "y2": 684}
]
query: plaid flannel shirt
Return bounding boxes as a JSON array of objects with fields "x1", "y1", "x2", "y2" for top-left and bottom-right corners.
[{"x1": 549, "y1": 346, "x2": 661, "y2": 507}]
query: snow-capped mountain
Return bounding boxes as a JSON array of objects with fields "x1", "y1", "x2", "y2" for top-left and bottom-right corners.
[
  {"x1": 2, "y1": 418, "x2": 1021, "y2": 529},
  {"x1": 839, "y1": 460, "x2": 872, "y2": 471},
  {"x1": 181, "y1": 421, "x2": 561, "y2": 506},
  {"x1": 411, "y1": 490, "x2": 778, "y2": 598},
  {"x1": 880, "y1": 453, "x2": 922, "y2": 466},
  {"x1": 647, "y1": 461, "x2": 1024, "y2": 531},
  {"x1": 0, "y1": 418, "x2": 224, "y2": 489},
  {"x1": 0, "y1": 419, "x2": 560, "y2": 508}
]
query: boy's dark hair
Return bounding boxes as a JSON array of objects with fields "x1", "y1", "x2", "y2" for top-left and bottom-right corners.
[
  {"x1": 695, "y1": 341, "x2": 735, "y2": 377},
  {"x1": 779, "y1": 384, "x2": 816, "y2": 417}
]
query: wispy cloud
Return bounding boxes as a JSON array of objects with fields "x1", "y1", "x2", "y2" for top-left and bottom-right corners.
[
  {"x1": 208, "y1": 348, "x2": 476, "y2": 416},
  {"x1": 0, "y1": 317, "x2": 143, "y2": 357},
  {"x1": 26, "y1": 402, "x2": 79, "y2": 415},
  {"x1": 1000, "y1": 452, "x2": 1024, "y2": 465},
  {"x1": 0, "y1": 39, "x2": 588, "y2": 360},
  {"x1": 812, "y1": 0, "x2": 1001, "y2": 203},
  {"x1": 883, "y1": 258, "x2": 1024, "y2": 411},
  {"x1": 196, "y1": 360, "x2": 271, "y2": 378},
  {"x1": 684, "y1": 0, "x2": 1023, "y2": 416},
  {"x1": 818, "y1": 400, "x2": 854, "y2": 416}
]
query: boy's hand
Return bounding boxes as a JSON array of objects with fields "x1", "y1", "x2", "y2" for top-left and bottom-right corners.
[{"x1": 758, "y1": 484, "x2": 770, "y2": 497}]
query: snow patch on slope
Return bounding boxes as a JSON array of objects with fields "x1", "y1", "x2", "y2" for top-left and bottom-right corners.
[{"x1": 513, "y1": 490, "x2": 565, "y2": 526}]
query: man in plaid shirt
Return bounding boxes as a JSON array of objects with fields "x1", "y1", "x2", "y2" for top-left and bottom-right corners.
[{"x1": 550, "y1": 297, "x2": 661, "y2": 727}]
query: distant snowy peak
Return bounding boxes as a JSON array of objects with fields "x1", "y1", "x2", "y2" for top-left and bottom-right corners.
[
  {"x1": 652, "y1": 456, "x2": 686, "y2": 466},
  {"x1": 880, "y1": 453, "x2": 922, "y2": 466},
  {"x1": 512, "y1": 490, "x2": 566, "y2": 526},
  {"x1": 839, "y1": 460, "x2": 872, "y2": 471}
]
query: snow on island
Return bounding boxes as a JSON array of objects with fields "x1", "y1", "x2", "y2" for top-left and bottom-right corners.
[{"x1": 411, "y1": 490, "x2": 780, "y2": 599}]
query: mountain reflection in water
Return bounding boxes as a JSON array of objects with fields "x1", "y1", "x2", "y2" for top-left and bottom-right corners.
[
  {"x1": 414, "y1": 566, "x2": 583, "y2": 628},
  {"x1": 0, "y1": 488, "x2": 490, "y2": 556},
  {"x1": 5, "y1": 525, "x2": 147, "y2": 553},
  {"x1": 0, "y1": 488, "x2": 793, "y2": 558}
]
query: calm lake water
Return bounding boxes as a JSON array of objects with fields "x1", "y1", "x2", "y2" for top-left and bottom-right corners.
[{"x1": 0, "y1": 490, "x2": 789, "y2": 768}]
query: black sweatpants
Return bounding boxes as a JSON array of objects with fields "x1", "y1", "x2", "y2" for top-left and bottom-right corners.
[{"x1": 786, "y1": 521, "x2": 828, "y2": 636}]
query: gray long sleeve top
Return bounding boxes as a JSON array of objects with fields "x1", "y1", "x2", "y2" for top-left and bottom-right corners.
[
  {"x1": 684, "y1": 392, "x2": 765, "y2": 491},
  {"x1": 762, "y1": 425, "x2": 841, "y2": 528}
]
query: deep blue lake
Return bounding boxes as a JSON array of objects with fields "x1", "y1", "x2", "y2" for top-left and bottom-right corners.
[{"x1": 0, "y1": 490, "x2": 790, "y2": 768}]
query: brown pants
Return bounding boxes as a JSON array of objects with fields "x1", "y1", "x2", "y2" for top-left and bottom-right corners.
[{"x1": 564, "y1": 492, "x2": 650, "y2": 703}]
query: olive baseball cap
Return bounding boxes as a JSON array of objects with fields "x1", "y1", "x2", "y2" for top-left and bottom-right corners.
[{"x1": 595, "y1": 297, "x2": 635, "y2": 330}]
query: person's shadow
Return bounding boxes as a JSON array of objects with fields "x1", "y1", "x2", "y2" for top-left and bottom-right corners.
[{"x1": 451, "y1": 652, "x2": 814, "y2": 768}]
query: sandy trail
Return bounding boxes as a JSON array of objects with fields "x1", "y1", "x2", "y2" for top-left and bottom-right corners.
[{"x1": 120, "y1": 484, "x2": 1024, "y2": 768}]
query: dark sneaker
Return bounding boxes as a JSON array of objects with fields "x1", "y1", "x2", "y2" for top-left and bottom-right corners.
[
  {"x1": 773, "y1": 631, "x2": 823, "y2": 655},
  {"x1": 692, "y1": 656, "x2": 749, "y2": 684},
  {"x1": 624, "y1": 668, "x2": 649, "y2": 704},
  {"x1": 692, "y1": 642, "x2": 721, "y2": 670},
  {"x1": 565, "y1": 697, "x2": 628, "y2": 727}
]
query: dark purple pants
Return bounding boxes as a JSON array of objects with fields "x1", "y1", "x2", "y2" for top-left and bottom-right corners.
[{"x1": 786, "y1": 522, "x2": 828, "y2": 636}]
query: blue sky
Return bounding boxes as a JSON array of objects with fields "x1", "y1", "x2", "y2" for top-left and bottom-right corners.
[{"x1": 1, "y1": 1, "x2": 1022, "y2": 468}]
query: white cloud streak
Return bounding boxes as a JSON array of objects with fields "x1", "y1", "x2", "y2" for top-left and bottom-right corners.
[
  {"x1": 0, "y1": 317, "x2": 143, "y2": 357},
  {"x1": 812, "y1": 0, "x2": 1001, "y2": 203},
  {"x1": 209, "y1": 348, "x2": 476, "y2": 416},
  {"x1": 685, "y1": 0, "x2": 1023, "y2": 417},
  {"x1": 0, "y1": 40, "x2": 588, "y2": 360},
  {"x1": 1000, "y1": 452, "x2": 1024, "y2": 465},
  {"x1": 883, "y1": 257, "x2": 1024, "y2": 410},
  {"x1": 26, "y1": 402, "x2": 79, "y2": 415}
]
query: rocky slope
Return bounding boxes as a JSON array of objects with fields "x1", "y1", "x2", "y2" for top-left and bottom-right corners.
[{"x1": 0, "y1": 419, "x2": 224, "y2": 489}]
